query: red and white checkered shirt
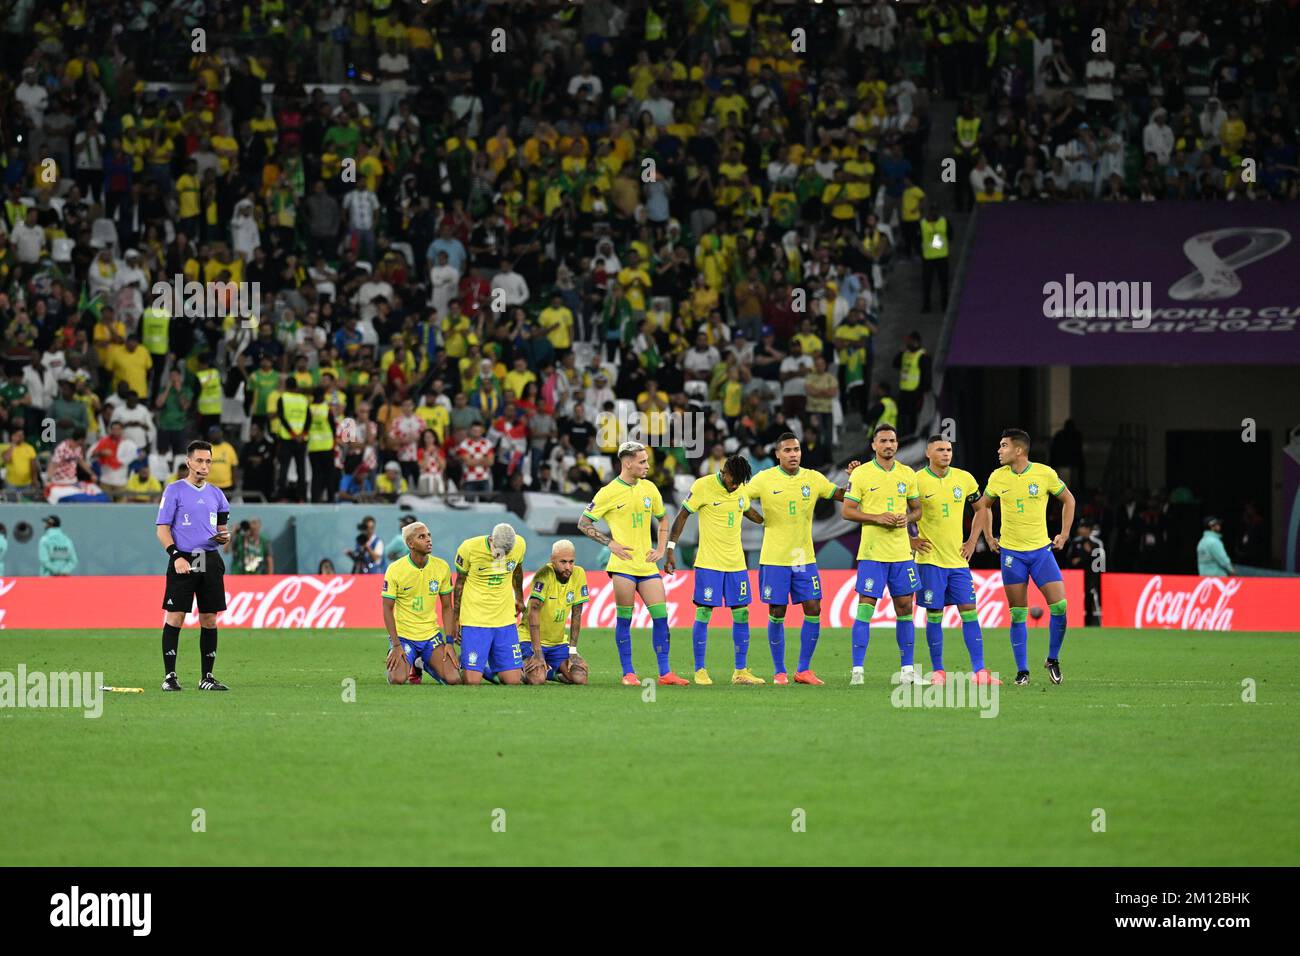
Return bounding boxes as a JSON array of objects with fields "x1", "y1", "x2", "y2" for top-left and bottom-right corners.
[
  {"x1": 46, "y1": 439, "x2": 82, "y2": 485},
  {"x1": 455, "y1": 437, "x2": 493, "y2": 483}
]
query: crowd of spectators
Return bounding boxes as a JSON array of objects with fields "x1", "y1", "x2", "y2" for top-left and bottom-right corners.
[{"x1": 0, "y1": 0, "x2": 1294, "y2": 514}]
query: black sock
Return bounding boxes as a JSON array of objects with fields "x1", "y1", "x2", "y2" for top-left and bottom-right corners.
[
  {"x1": 200, "y1": 627, "x2": 218, "y2": 678},
  {"x1": 162, "y1": 624, "x2": 181, "y2": 675}
]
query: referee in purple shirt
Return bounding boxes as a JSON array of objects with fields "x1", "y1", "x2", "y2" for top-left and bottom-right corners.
[{"x1": 155, "y1": 440, "x2": 232, "y2": 691}]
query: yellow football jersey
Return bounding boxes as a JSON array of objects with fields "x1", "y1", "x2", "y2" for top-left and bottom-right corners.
[
  {"x1": 382, "y1": 553, "x2": 453, "y2": 639},
  {"x1": 983, "y1": 463, "x2": 1066, "y2": 552},
  {"x1": 518, "y1": 563, "x2": 589, "y2": 647},
  {"x1": 746, "y1": 466, "x2": 838, "y2": 567},
  {"x1": 845, "y1": 458, "x2": 919, "y2": 562},
  {"x1": 915, "y1": 466, "x2": 979, "y2": 568},
  {"x1": 454, "y1": 534, "x2": 527, "y2": 627},
  {"x1": 682, "y1": 473, "x2": 748, "y2": 572},
  {"x1": 583, "y1": 476, "x2": 665, "y2": 576}
]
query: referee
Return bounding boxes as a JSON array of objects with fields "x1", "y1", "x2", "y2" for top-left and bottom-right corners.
[{"x1": 155, "y1": 439, "x2": 232, "y2": 691}]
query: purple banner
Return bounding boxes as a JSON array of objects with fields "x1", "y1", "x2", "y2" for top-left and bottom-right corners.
[{"x1": 947, "y1": 202, "x2": 1300, "y2": 365}]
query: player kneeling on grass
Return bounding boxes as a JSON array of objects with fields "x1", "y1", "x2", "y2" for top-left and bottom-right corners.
[
  {"x1": 382, "y1": 521, "x2": 461, "y2": 685},
  {"x1": 519, "y1": 540, "x2": 590, "y2": 685},
  {"x1": 450, "y1": 523, "x2": 527, "y2": 685},
  {"x1": 666, "y1": 454, "x2": 767, "y2": 685}
]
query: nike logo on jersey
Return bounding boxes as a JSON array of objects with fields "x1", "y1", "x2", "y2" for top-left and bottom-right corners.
[
  {"x1": 925, "y1": 494, "x2": 934, "y2": 498},
  {"x1": 616, "y1": 503, "x2": 626, "y2": 509},
  {"x1": 772, "y1": 490, "x2": 782, "y2": 495},
  {"x1": 869, "y1": 487, "x2": 880, "y2": 491}
]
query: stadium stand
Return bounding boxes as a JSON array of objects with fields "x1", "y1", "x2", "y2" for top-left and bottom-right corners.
[{"x1": 0, "y1": 0, "x2": 1295, "y2": 574}]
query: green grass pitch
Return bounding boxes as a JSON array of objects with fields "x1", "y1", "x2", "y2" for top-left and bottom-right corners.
[{"x1": 2, "y1": 627, "x2": 1297, "y2": 866}]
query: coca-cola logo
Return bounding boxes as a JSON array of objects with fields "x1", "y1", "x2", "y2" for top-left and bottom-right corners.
[
  {"x1": 203, "y1": 576, "x2": 358, "y2": 629},
  {"x1": 827, "y1": 572, "x2": 1013, "y2": 628},
  {"x1": 581, "y1": 571, "x2": 693, "y2": 628},
  {"x1": 1134, "y1": 576, "x2": 1241, "y2": 630}
]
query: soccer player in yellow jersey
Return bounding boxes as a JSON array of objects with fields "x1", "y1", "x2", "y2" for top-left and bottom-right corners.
[
  {"x1": 450, "y1": 523, "x2": 527, "y2": 685},
  {"x1": 745, "y1": 433, "x2": 859, "y2": 685},
  {"x1": 381, "y1": 522, "x2": 460, "y2": 685},
  {"x1": 841, "y1": 425, "x2": 924, "y2": 685},
  {"x1": 973, "y1": 429, "x2": 1076, "y2": 685},
  {"x1": 578, "y1": 441, "x2": 686, "y2": 686},
  {"x1": 518, "y1": 540, "x2": 590, "y2": 685},
  {"x1": 665, "y1": 454, "x2": 765, "y2": 686},
  {"x1": 910, "y1": 437, "x2": 1001, "y2": 687}
]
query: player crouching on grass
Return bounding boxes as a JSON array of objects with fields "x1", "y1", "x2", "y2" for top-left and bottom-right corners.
[
  {"x1": 973, "y1": 428, "x2": 1075, "y2": 685},
  {"x1": 450, "y1": 523, "x2": 527, "y2": 686},
  {"x1": 383, "y1": 521, "x2": 461, "y2": 685},
  {"x1": 518, "y1": 540, "x2": 590, "y2": 685},
  {"x1": 665, "y1": 453, "x2": 767, "y2": 685}
]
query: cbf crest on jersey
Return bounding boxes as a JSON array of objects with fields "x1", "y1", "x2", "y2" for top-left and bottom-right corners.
[
  {"x1": 896, "y1": 481, "x2": 907, "y2": 495},
  {"x1": 565, "y1": 590, "x2": 575, "y2": 603},
  {"x1": 642, "y1": 495, "x2": 652, "y2": 509},
  {"x1": 506, "y1": 559, "x2": 517, "y2": 571},
  {"x1": 953, "y1": 486, "x2": 964, "y2": 500},
  {"x1": 428, "y1": 580, "x2": 438, "y2": 593},
  {"x1": 703, "y1": 586, "x2": 715, "y2": 600},
  {"x1": 1028, "y1": 483, "x2": 1040, "y2": 496},
  {"x1": 801, "y1": 483, "x2": 811, "y2": 498}
]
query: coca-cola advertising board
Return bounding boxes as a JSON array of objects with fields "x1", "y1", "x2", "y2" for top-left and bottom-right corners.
[
  {"x1": 0, "y1": 570, "x2": 1082, "y2": 630},
  {"x1": 1103, "y1": 573, "x2": 1300, "y2": 631}
]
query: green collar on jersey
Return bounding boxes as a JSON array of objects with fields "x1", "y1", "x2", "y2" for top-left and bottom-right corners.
[
  {"x1": 615, "y1": 475, "x2": 634, "y2": 487},
  {"x1": 924, "y1": 466, "x2": 947, "y2": 479},
  {"x1": 1011, "y1": 462, "x2": 1033, "y2": 476},
  {"x1": 870, "y1": 457, "x2": 896, "y2": 472}
]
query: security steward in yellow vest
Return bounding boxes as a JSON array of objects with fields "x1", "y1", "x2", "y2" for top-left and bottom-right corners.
[
  {"x1": 275, "y1": 380, "x2": 311, "y2": 500},
  {"x1": 306, "y1": 386, "x2": 338, "y2": 504},
  {"x1": 194, "y1": 352, "x2": 224, "y2": 435},
  {"x1": 920, "y1": 204, "x2": 951, "y2": 314},
  {"x1": 892, "y1": 332, "x2": 933, "y2": 440}
]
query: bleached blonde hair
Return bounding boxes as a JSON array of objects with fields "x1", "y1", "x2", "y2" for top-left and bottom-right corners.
[
  {"x1": 402, "y1": 521, "x2": 429, "y2": 549},
  {"x1": 490, "y1": 522, "x2": 517, "y2": 558},
  {"x1": 551, "y1": 538, "x2": 576, "y2": 557},
  {"x1": 617, "y1": 440, "x2": 646, "y2": 460}
]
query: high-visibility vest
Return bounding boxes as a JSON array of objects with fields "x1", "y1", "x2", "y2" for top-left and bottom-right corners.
[
  {"x1": 307, "y1": 401, "x2": 333, "y2": 452},
  {"x1": 196, "y1": 367, "x2": 222, "y2": 414},
  {"x1": 966, "y1": 3, "x2": 989, "y2": 35},
  {"x1": 268, "y1": 389, "x2": 285, "y2": 438},
  {"x1": 141, "y1": 307, "x2": 169, "y2": 355},
  {"x1": 899, "y1": 348, "x2": 926, "y2": 392},
  {"x1": 646, "y1": 7, "x2": 665, "y2": 41},
  {"x1": 921, "y1": 217, "x2": 949, "y2": 260},
  {"x1": 279, "y1": 391, "x2": 309, "y2": 437},
  {"x1": 875, "y1": 397, "x2": 899, "y2": 431},
  {"x1": 955, "y1": 115, "x2": 981, "y2": 152}
]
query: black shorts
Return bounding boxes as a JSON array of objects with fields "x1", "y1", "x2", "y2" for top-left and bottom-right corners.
[{"x1": 162, "y1": 548, "x2": 228, "y2": 614}]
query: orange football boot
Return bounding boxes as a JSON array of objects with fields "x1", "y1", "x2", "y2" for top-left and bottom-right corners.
[
  {"x1": 794, "y1": 670, "x2": 825, "y2": 685},
  {"x1": 973, "y1": 669, "x2": 1003, "y2": 685},
  {"x1": 621, "y1": 673, "x2": 641, "y2": 686},
  {"x1": 930, "y1": 669, "x2": 947, "y2": 685},
  {"x1": 773, "y1": 672, "x2": 790, "y2": 685},
  {"x1": 658, "y1": 672, "x2": 690, "y2": 686}
]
